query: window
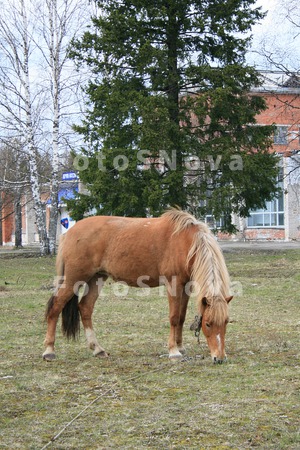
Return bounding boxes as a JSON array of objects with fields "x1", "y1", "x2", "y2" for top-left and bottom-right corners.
[
  {"x1": 274, "y1": 126, "x2": 288, "y2": 145},
  {"x1": 247, "y1": 198, "x2": 284, "y2": 227},
  {"x1": 204, "y1": 214, "x2": 224, "y2": 229},
  {"x1": 247, "y1": 174, "x2": 284, "y2": 228}
]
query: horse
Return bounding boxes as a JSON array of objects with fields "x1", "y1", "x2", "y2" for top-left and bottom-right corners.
[{"x1": 43, "y1": 208, "x2": 233, "y2": 363}]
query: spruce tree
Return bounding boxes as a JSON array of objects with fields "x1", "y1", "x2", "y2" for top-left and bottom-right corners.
[{"x1": 68, "y1": 0, "x2": 279, "y2": 227}]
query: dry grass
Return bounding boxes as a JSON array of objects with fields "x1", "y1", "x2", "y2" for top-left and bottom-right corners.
[{"x1": 0, "y1": 250, "x2": 299, "y2": 449}]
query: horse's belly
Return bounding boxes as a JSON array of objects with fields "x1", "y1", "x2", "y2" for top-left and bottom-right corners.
[{"x1": 106, "y1": 264, "x2": 160, "y2": 288}]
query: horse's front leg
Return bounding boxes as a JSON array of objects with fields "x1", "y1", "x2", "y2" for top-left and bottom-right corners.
[
  {"x1": 79, "y1": 275, "x2": 109, "y2": 357},
  {"x1": 175, "y1": 291, "x2": 190, "y2": 355},
  {"x1": 167, "y1": 283, "x2": 185, "y2": 359}
]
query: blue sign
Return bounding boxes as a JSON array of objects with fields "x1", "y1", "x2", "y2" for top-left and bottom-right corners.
[
  {"x1": 62, "y1": 171, "x2": 78, "y2": 181},
  {"x1": 58, "y1": 186, "x2": 78, "y2": 203},
  {"x1": 61, "y1": 218, "x2": 69, "y2": 229}
]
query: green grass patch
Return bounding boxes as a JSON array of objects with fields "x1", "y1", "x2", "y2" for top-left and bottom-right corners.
[{"x1": 0, "y1": 251, "x2": 299, "y2": 449}]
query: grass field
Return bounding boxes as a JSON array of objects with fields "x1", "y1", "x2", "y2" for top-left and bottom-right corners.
[{"x1": 0, "y1": 249, "x2": 299, "y2": 449}]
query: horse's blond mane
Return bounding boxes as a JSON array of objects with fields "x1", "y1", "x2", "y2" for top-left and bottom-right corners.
[
  {"x1": 162, "y1": 208, "x2": 209, "y2": 235},
  {"x1": 188, "y1": 229, "x2": 230, "y2": 325},
  {"x1": 188, "y1": 230, "x2": 230, "y2": 297},
  {"x1": 163, "y1": 208, "x2": 230, "y2": 326}
]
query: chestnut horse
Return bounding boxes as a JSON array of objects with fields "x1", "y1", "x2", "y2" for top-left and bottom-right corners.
[{"x1": 43, "y1": 209, "x2": 233, "y2": 363}]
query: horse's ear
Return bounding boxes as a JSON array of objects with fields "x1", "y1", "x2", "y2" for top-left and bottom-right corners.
[{"x1": 226, "y1": 296, "x2": 233, "y2": 303}]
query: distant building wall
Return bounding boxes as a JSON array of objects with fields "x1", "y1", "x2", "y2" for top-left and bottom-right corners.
[
  {"x1": 1, "y1": 193, "x2": 14, "y2": 245},
  {"x1": 284, "y1": 154, "x2": 300, "y2": 240},
  {"x1": 23, "y1": 197, "x2": 37, "y2": 244},
  {"x1": 243, "y1": 76, "x2": 300, "y2": 241}
]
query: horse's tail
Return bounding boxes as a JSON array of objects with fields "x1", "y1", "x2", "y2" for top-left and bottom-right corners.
[
  {"x1": 61, "y1": 293, "x2": 80, "y2": 340},
  {"x1": 45, "y1": 233, "x2": 80, "y2": 340}
]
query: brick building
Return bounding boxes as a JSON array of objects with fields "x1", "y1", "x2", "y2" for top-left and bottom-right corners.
[
  {"x1": 0, "y1": 192, "x2": 37, "y2": 245},
  {"x1": 230, "y1": 72, "x2": 300, "y2": 241},
  {"x1": 0, "y1": 181, "x2": 77, "y2": 246}
]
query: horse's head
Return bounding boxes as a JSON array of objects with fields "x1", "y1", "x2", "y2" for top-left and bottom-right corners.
[{"x1": 200, "y1": 295, "x2": 233, "y2": 364}]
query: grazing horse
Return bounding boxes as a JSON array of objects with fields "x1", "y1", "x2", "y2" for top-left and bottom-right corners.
[{"x1": 43, "y1": 209, "x2": 233, "y2": 363}]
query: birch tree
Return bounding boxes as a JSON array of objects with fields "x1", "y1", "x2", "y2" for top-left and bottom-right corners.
[
  {"x1": 0, "y1": 0, "x2": 90, "y2": 254},
  {"x1": 0, "y1": 0, "x2": 49, "y2": 253},
  {"x1": 34, "y1": 0, "x2": 90, "y2": 254}
]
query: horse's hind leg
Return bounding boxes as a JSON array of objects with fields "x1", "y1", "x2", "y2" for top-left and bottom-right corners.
[
  {"x1": 78, "y1": 275, "x2": 109, "y2": 358},
  {"x1": 43, "y1": 284, "x2": 75, "y2": 361}
]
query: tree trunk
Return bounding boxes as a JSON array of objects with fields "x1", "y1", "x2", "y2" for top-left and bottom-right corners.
[
  {"x1": 47, "y1": 0, "x2": 62, "y2": 255},
  {"x1": 27, "y1": 137, "x2": 49, "y2": 255},
  {"x1": 48, "y1": 45, "x2": 60, "y2": 254},
  {"x1": 14, "y1": 191, "x2": 22, "y2": 248},
  {"x1": 48, "y1": 94, "x2": 59, "y2": 255},
  {"x1": 0, "y1": 192, "x2": 3, "y2": 246},
  {"x1": 166, "y1": 5, "x2": 186, "y2": 208},
  {"x1": 21, "y1": 0, "x2": 49, "y2": 255}
]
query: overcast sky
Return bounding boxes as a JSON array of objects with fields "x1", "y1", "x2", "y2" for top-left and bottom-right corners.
[{"x1": 248, "y1": 0, "x2": 300, "y2": 71}]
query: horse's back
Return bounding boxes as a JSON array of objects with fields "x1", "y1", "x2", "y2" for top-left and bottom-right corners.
[{"x1": 61, "y1": 215, "x2": 190, "y2": 285}]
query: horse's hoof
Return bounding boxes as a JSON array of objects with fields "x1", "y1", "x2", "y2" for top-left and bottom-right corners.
[
  {"x1": 94, "y1": 350, "x2": 109, "y2": 358},
  {"x1": 169, "y1": 352, "x2": 183, "y2": 360},
  {"x1": 43, "y1": 353, "x2": 56, "y2": 361}
]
